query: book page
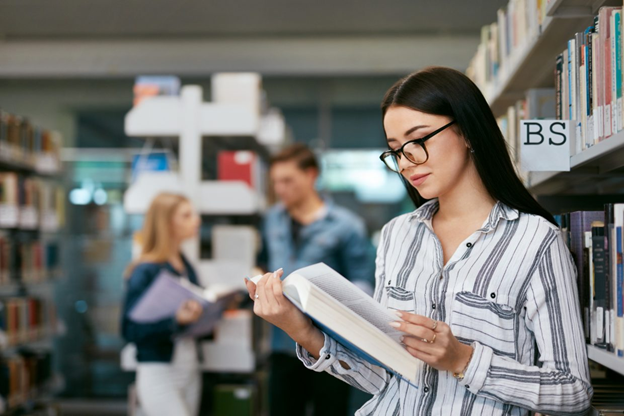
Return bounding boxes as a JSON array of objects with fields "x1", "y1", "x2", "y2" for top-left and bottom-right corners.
[{"x1": 293, "y1": 263, "x2": 402, "y2": 342}]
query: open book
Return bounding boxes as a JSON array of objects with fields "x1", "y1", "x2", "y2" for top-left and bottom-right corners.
[
  {"x1": 129, "y1": 270, "x2": 239, "y2": 338},
  {"x1": 251, "y1": 263, "x2": 420, "y2": 386}
]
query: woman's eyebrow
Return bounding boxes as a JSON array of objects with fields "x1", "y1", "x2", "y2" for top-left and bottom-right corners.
[{"x1": 404, "y1": 125, "x2": 429, "y2": 136}]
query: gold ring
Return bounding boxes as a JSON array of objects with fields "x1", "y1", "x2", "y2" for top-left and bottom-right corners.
[
  {"x1": 430, "y1": 334, "x2": 437, "y2": 344},
  {"x1": 431, "y1": 320, "x2": 438, "y2": 331}
]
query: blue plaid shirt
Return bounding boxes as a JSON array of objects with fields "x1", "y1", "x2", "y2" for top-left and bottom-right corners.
[{"x1": 258, "y1": 201, "x2": 375, "y2": 354}]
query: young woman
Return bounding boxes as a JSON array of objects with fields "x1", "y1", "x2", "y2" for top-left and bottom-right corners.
[
  {"x1": 122, "y1": 193, "x2": 203, "y2": 416},
  {"x1": 245, "y1": 67, "x2": 593, "y2": 415}
]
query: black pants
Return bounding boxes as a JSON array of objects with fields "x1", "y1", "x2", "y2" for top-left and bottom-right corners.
[{"x1": 268, "y1": 353, "x2": 350, "y2": 416}]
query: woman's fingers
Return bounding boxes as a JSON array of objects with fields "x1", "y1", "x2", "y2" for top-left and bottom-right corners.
[
  {"x1": 244, "y1": 279, "x2": 257, "y2": 300},
  {"x1": 263, "y1": 271, "x2": 281, "y2": 310}
]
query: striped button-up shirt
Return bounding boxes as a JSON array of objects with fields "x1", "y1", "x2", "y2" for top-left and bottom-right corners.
[{"x1": 297, "y1": 199, "x2": 593, "y2": 415}]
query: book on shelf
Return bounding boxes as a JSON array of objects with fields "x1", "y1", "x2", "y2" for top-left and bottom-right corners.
[
  {"x1": 128, "y1": 270, "x2": 240, "y2": 338},
  {"x1": 467, "y1": 0, "x2": 549, "y2": 96},
  {"x1": 0, "y1": 296, "x2": 57, "y2": 348},
  {"x1": 250, "y1": 263, "x2": 420, "y2": 385},
  {"x1": 551, "y1": 6, "x2": 624, "y2": 155},
  {"x1": 0, "y1": 109, "x2": 62, "y2": 174},
  {"x1": 0, "y1": 349, "x2": 52, "y2": 410},
  {"x1": 562, "y1": 208, "x2": 624, "y2": 358},
  {"x1": 0, "y1": 173, "x2": 64, "y2": 231}
]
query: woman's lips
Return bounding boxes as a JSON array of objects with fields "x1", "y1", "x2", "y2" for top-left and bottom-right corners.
[{"x1": 410, "y1": 173, "x2": 430, "y2": 186}]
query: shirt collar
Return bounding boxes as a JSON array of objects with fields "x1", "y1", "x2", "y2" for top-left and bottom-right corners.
[{"x1": 408, "y1": 198, "x2": 519, "y2": 232}]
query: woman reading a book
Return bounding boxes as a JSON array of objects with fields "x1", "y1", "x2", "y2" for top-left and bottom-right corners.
[
  {"x1": 121, "y1": 193, "x2": 203, "y2": 416},
  {"x1": 246, "y1": 67, "x2": 593, "y2": 415}
]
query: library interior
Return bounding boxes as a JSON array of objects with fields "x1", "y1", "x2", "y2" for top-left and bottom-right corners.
[{"x1": 2, "y1": 0, "x2": 624, "y2": 415}]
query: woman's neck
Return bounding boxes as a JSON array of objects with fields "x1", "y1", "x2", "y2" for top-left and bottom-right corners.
[{"x1": 435, "y1": 164, "x2": 496, "y2": 224}]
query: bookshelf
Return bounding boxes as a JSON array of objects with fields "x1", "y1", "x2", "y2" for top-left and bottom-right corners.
[
  {"x1": 122, "y1": 75, "x2": 283, "y2": 414},
  {"x1": 470, "y1": 0, "x2": 624, "y2": 407},
  {"x1": 0, "y1": 110, "x2": 63, "y2": 416}
]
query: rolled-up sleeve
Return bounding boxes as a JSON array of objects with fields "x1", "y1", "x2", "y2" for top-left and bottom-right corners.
[{"x1": 296, "y1": 332, "x2": 391, "y2": 395}]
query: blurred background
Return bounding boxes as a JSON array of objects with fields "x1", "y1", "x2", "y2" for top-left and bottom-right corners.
[{"x1": 2, "y1": 1, "x2": 624, "y2": 415}]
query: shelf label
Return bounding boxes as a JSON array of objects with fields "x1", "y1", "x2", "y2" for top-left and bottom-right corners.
[{"x1": 520, "y1": 120, "x2": 571, "y2": 172}]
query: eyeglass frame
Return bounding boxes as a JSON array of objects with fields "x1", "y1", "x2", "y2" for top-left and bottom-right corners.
[{"x1": 379, "y1": 120, "x2": 457, "y2": 171}]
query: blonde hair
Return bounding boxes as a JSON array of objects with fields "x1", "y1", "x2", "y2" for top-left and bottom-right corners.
[{"x1": 125, "y1": 192, "x2": 189, "y2": 277}]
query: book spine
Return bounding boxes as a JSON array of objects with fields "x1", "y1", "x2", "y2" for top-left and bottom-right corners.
[
  {"x1": 617, "y1": 225, "x2": 624, "y2": 356},
  {"x1": 616, "y1": 10, "x2": 623, "y2": 132},
  {"x1": 593, "y1": 222, "x2": 607, "y2": 346},
  {"x1": 612, "y1": 11, "x2": 618, "y2": 136},
  {"x1": 556, "y1": 54, "x2": 563, "y2": 120}
]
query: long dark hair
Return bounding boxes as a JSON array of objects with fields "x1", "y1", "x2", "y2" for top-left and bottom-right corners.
[{"x1": 381, "y1": 66, "x2": 558, "y2": 226}]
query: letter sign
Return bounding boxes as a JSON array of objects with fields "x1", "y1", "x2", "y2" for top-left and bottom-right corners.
[{"x1": 520, "y1": 120, "x2": 571, "y2": 172}]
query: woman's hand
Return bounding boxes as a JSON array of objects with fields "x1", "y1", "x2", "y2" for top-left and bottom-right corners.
[
  {"x1": 244, "y1": 269, "x2": 325, "y2": 358},
  {"x1": 391, "y1": 311, "x2": 473, "y2": 375},
  {"x1": 176, "y1": 300, "x2": 203, "y2": 325}
]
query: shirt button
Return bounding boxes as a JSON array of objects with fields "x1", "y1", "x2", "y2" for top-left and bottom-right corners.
[
  {"x1": 388, "y1": 280, "x2": 391, "y2": 285},
  {"x1": 326, "y1": 354, "x2": 331, "y2": 360},
  {"x1": 466, "y1": 385, "x2": 470, "y2": 389},
  {"x1": 466, "y1": 242, "x2": 473, "y2": 248},
  {"x1": 423, "y1": 387, "x2": 429, "y2": 393},
  {"x1": 431, "y1": 304, "x2": 436, "y2": 310},
  {"x1": 490, "y1": 293, "x2": 496, "y2": 299}
]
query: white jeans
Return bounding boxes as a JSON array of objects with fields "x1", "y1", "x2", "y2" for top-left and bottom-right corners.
[{"x1": 136, "y1": 339, "x2": 201, "y2": 416}]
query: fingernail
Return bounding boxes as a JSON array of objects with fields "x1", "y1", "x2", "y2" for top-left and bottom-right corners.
[
  {"x1": 244, "y1": 277, "x2": 250, "y2": 282},
  {"x1": 400, "y1": 336, "x2": 405, "y2": 343},
  {"x1": 389, "y1": 321, "x2": 401, "y2": 328},
  {"x1": 394, "y1": 311, "x2": 403, "y2": 318},
  {"x1": 275, "y1": 268, "x2": 283, "y2": 273}
]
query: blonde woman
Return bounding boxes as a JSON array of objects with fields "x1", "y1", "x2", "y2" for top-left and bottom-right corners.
[{"x1": 121, "y1": 193, "x2": 203, "y2": 416}]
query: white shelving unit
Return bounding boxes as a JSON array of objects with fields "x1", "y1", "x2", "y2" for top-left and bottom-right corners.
[
  {"x1": 587, "y1": 345, "x2": 624, "y2": 376},
  {"x1": 123, "y1": 74, "x2": 284, "y2": 375},
  {"x1": 485, "y1": 0, "x2": 619, "y2": 117},
  {"x1": 123, "y1": 76, "x2": 285, "y2": 261}
]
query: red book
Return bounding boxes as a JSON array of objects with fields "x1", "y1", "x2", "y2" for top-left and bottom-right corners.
[{"x1": 217, "y1": 151, "x2": 260, "y2": 189}]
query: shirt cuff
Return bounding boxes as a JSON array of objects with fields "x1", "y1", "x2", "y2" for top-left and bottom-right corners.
[
  {"x1": 457, "y1": 341, "x2": 493, "y2": 394},
  {"x1": 295, "y1": 332, "x2": 338, "y2": 372}
]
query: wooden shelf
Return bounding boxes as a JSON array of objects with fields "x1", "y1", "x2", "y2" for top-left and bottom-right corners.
[
  {"x1": 528, "y1": 131, "x2": 624, "y2": 194},
  {"x1": 587, "y1": 344, "x2": 624, "y2": 376}
]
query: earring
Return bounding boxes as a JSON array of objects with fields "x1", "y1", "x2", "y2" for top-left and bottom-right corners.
[{"x1": 469, "y1": 147, "x2": 475, "y2": 153}]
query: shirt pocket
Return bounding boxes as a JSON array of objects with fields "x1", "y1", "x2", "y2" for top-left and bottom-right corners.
[
  {"x1": 450, "y1": 291, "x2": 517, "y2": 359},
  {"x1": 384, "y1": 286, "x2": 415, "y2": 313}
]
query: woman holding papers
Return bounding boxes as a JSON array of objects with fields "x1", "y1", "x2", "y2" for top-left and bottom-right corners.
[
  {"x1": 246, "y1": 67, "x2": 592, "y2": 415},
  {"x1": 121, "y1": 193, "x2": 203, "y2": 416}
]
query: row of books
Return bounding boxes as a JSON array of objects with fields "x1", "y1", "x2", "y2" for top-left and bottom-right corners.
[
  {"x1": 467, "y1": 0, "x2": 549, "y2": 96},
  {"x1": 557, "y1": 206, "x2": 624, "y2": 358},
  {"x1": 0, "y1": 110, "x2": 62, "y2": 174},
  {"x1": 0, "y1": 350, "x2": 53, "y2": 411},
  {"x1": 0, "y1": 173, "x2": 65, "y2": 231},
  {"x1": 554, "y1": 6, "x2": 624, "y2": 154},
  {"x1": 0, "y1": 236, "x2": 61, "y2": 287},
  {"x1": 0, "y1": 297, "x2": 57, "y2": 348}
]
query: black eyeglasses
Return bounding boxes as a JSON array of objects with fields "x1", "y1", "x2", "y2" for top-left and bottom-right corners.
[{"x1": 379, "y1": 120, "x2": 456, "y2": 172}]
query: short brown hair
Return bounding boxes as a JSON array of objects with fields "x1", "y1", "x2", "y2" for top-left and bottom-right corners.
[{"x1": 269, "y1": 143, "x2": 319, "y2": 172}]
